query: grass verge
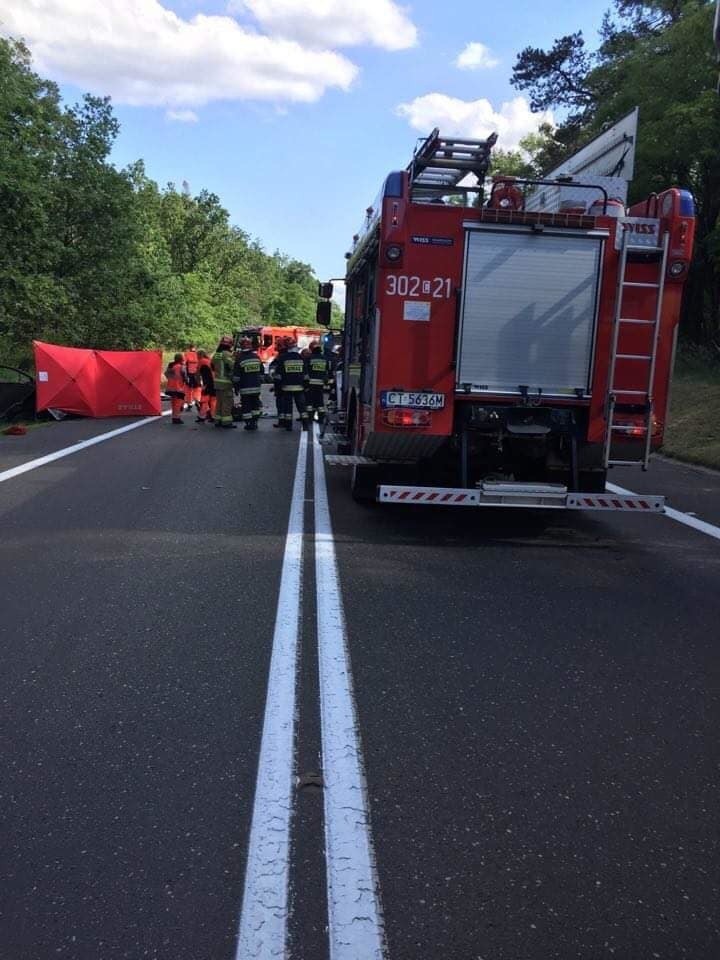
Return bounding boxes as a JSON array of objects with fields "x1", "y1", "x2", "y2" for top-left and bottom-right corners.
[{"x1": 662, "y1": 346, "x2": 720, "y2": 471}]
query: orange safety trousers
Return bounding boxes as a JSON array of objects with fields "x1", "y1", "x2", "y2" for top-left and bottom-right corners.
[
  {"x1": 166, "y1": 362, "x2": 186, "y2": 421},
  {"x1": 199, "y1": 394, "x2": 217, "y2": 419},
  {"x1": 185, "y1": 383, "x2": 202, "y2": 405}
]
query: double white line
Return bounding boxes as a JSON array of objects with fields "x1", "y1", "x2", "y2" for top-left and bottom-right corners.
[{"x1": 236, "y1": 427, "x2": 385, "y2": 960}]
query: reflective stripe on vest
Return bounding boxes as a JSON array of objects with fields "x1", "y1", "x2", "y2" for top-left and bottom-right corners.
[{"x1": 213, "y1": 351, "x2": 233, "y2": 383}]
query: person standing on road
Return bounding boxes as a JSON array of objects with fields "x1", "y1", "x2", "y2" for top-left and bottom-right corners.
[
  {"x1": 165, "y1": 353, "x2": 187, "y2": 425},
  {"x1": 183, "y1": 344, "x2": 201, "y2": 411},
  {"x1": 276, "y1": 337, "x2": 309, "y2": 431},
  {"x1": 233, "y1": 337, "x2": 263, "y2": 431},
  {"x1": 306, "y1": 340, "x2": 330, "y2": 425},
  {"x1": 270, "y1": 336, "x2": 289, "y2": 428},
  {"x1": 197, "y1": 349, "x2": 216, "y2": 423},
  {"x1": 212, "y1": 336, "x2": 237, "y2": 429}
]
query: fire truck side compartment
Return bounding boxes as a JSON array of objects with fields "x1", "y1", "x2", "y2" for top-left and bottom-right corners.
[{"x1": 457, "y1": 225, "x2": 606, "y2": 398}]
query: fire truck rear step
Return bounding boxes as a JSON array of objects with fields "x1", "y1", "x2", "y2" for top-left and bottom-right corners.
[
  {"x1": 377, "y1": 483, "x2": 664, "y2": 512},
  {"x1": 325, "y1": 455, "x2": 377, "y2": 466},
  {"x1": 319, "y1": 432, "x2": 346, "y2": 446}
]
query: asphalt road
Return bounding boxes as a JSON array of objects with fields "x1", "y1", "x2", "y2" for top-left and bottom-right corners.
[{"x1": 1, "y1": 406, "x2": 718, "y2": 960}]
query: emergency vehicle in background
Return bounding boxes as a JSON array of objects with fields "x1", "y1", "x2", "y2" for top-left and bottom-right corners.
[
  {"x1": 324, "y1": 110, "x2": 696, "y2": 510},
  {"x1": 234, "y1": 326, "x2": 325, "y2": 373}
]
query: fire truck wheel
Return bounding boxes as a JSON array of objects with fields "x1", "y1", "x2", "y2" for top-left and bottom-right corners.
[{"x1": 351, "y1": 463, "x2": 379, "y2": 503}]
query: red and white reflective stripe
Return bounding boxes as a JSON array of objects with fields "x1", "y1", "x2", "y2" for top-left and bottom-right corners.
[
  {"x1": 582, "y1": 496, "x2": 651, "y2": 510},
  {"x1": 380, "y1": 486, "x2": 478, "y2": 505},
  {"x1": 378, "y1": 485, "x2": 666, "y2": 513},
  {"x1": 567, "y1": 493, "x2": 663, "y2": 512}
]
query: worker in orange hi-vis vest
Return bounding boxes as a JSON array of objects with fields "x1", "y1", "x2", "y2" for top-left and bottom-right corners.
[
  {"x1": 197, "y1": 350, "x2": 216, "y2": 422},
  {"x1": 183, "y1": 344, "x2": 201, "y2": 410},
  {"x1": 164, "y1": 354, "x2": 187, "y2": 424}
]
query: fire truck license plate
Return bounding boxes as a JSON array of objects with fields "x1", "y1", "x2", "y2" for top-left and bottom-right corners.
[{"x1": 381, "y1": 391, "x2": 445, "y2": 410}]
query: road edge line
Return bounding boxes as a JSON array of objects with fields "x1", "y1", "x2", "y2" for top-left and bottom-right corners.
[
  {"x1": 607, "y1": 481, "x2": 720, "y2": 542},
  {"x1": 235, "y1": 429, "x2": 308, "y2": 958},
  {"x1": 312, "y1": 424, "x2": 386, "y2": 960},
  {"x1": 0, "y1": 411, "x2": 172, "y2": 484}
]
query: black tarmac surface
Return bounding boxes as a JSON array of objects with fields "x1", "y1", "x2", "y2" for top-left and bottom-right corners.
[
  {"x1": 1, "y1": 408, "x2": 718, "y2": 960},
  {"x1": 1, "y1": 409, "x2": 299, "y2": 959}
]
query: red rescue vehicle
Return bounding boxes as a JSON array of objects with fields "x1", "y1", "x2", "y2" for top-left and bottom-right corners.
[
  {"x1": 234, "y1": 326, "x2": 325, "y2": 372},
  {"x1": 326, "y1": 115, "x2": 696, "y2": 511}
]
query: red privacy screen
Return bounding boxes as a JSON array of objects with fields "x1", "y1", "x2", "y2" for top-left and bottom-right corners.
[{"x1": 33, "y1": 341, "x2": 162, "y2": 417}]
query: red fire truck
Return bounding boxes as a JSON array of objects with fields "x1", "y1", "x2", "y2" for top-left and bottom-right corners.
[
  {"x1": 234, "y1": 326, "x2": 325, "y2": 372},
  {"x1": 327, "y1": 115, "x2": 695, "y2": 510}
]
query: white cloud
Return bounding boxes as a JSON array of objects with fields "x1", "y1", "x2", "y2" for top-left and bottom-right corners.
[
  {"x1": 0, "y1": 0, "x2": 357, "y2": 109},
  {"x1": 229, "y1": 0, "x2": 418, "y2": 51},
  {"x1": 454, "y1": 41, "x2": 498, "y2": 71},
  {"x1": 396, "y1": 94, "x2": 553, "y2": 151},
  {"x1": 166, "y1": 108, "x2": 199, "y2": 122}
]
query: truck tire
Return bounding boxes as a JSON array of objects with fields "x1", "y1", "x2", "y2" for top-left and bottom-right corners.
[{"x1": 351, "y1": 463, "x2": 379, "y2": 503}]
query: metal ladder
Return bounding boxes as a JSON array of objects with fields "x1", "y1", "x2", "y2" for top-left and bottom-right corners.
[
  {"x1": 409, "y1": 128, "x2": 497, "y2": 201},
  {"x1": 603, "y1": 229, "x2": 670, "y2": 470}
]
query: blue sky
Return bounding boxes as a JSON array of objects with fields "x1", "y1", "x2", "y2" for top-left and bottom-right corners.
[{"x1": 2, "y1": 0, "x2": 613, "y2": 292}]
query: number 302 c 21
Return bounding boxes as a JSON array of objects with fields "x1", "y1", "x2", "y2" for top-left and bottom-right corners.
[{"x1": 385, "y1": 275, "x2": 452, "y2": 299}]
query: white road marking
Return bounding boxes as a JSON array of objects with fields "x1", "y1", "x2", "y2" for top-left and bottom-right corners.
[
  {"x1": 312, "y1": 425, "x2": 385, "y2": 960},
  {"x1": 0, "y1": 411, "x2": 172, "y2": 484},
  {"x1": 236, "y1": 429, "x2": 308, "y2": 959},
  {"x1": 607, "y1": 482, "x2": 720, "y2": 542}
]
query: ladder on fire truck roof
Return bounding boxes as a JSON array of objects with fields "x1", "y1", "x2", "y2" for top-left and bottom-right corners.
[
  {"x1": 408, "y1": 128, "x2": 498, "y2": 201},
  {"x1": 603, "y1": 229, "x2": 670, "y2": 471}
]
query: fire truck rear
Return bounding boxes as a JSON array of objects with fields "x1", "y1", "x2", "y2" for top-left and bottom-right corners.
[
  {"x1": 325, "y1": 114, "x2": 696, "y2": 512},
  {"x1": 234, "y1": 325, "x2": 325, "y2": 373}
]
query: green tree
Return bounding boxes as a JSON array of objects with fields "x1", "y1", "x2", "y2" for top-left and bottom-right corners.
[
  {"x1": 0, "y1": 36, "x2": 338, "y2": 367},
  {"x1": 0, "y1": 38, "x2": 66, "y2": 365},
  {"x1": 511, "y1": 0, "x2": 720, "y2": 343}
]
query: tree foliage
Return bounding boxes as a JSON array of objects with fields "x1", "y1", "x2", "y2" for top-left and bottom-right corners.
[
  {"x1": 511, "y1": 0, "x2": 720, "y2": 344},
  {"x1": 512, "y1": 33, "x2": 596, "y2": 116},
  {"x1": 0, "y1": 37, "x2": 326, "y2": 368}
]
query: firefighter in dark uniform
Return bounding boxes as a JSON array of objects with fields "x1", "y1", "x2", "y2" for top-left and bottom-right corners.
[
  {"x1": 306, "y1": 341, "x2": 330, "y2": 424},
  {"x1": 276, "y1": 337, "x2": 309, "y2": 431},
  {"x1": 233, "y1": 337, "x2": 263, "y2": 431},
  {"x1": 270, "y1": 336, "x2": 289, "y2": 428}
]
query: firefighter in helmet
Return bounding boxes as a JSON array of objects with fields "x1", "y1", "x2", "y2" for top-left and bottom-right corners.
[
  {"x1": 275, "y1": 336, "x2": 309, "y2": 431},
  {"x1": 233, "y1": 336, "x2": 263, "y2": 431},
  {"x1": 270, "y1": 335, "x2": 289, "y2": 427},
  {"x1": 212, "y1": 335, "x2": 237, "y2": 429},
  {"x1": 306, "y1": 340, "x2": 330, "y2": 424}
]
